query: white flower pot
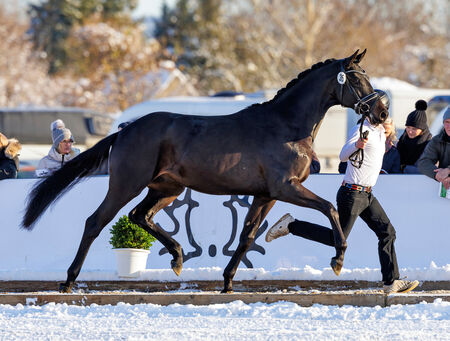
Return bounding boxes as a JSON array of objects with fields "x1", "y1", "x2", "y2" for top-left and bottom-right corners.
[{"x1": 113, "y1": 248, "x2": 150, "y2": 278}]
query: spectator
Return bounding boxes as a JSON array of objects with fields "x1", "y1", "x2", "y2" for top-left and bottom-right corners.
[
  {"x1": 0, "y1": 132, "x2": 21, "y2": 180},
  {"x1": 338, "y1": 160, "x2": 347, "y2": 174},
  {"x1": 418, "y1": 106, "x2": 450, "y2": 190},
  {"x1": 380, "y1": 118, "x2": 401, "y2": 174},
  {"x1": 35, "y1": 120, "x2": 80, "y2": 177},
  {"x1": 118, "y1": 121, "x2": 130, "y2": 131},
  {"x1": 310, "y1": 150, "x2": 321, "y2": 174},
  {"x1": 397, "y1": 100, "x2": 432, "y2": 173}
]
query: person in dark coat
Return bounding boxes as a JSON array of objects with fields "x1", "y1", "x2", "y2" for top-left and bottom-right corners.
[
  {"x1": 0, "y1": 132, "x2": 21, "y2": 180},
  {"x1": 397, "y1": 100, "x2": 432, "y2": 173},
  {"x1": 380, "y1": 118, "x2": 401, "y2": 174},
  {"x1": 418, "y1": 106, "x2": 450, "y2": 189},
  {"x1": 118, "y1": 121, "x2": 130, "y2": 130},
  {"x1": 309, "y1": 149, "x2": 321, "y2": 174}
]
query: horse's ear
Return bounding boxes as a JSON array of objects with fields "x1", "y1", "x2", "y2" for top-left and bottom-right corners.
[
  {"x1": 354, "y1": 49, "x2": 367, "y2": 64},
  {"x1": 344, "y1": 50, "x2": 359, "y2": 67}
]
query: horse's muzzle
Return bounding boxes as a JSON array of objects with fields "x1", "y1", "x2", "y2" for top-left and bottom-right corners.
[{"x1": 355, "y1": 92, "x2": 388, "y2": 124}]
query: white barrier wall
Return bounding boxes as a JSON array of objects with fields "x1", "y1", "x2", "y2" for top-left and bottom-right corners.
[{"x1": 0, "y1": 175, "x2": 448, "y2": 278}]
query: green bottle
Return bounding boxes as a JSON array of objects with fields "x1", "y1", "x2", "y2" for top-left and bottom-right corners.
[{"x1": 439, "y1": 183, "x2": 448, "y2": 198}]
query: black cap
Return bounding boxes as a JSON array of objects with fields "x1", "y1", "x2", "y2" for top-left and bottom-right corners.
[
  {"x1": 405, "y1": 100, "x2": 428, "y2": 130},
  {"x1": 118, "y1": 121, "x2": 130, "y2": 130}
]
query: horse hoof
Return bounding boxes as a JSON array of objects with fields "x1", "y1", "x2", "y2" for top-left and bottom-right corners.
[
  {"x1": 221, "y1": 288, "x2": 233, "y2": 294},
  {"x1": 59, "y1": 282, "x2": 72, "y2": 293},
  {"x1": 330, "y1": 258, "x2": 343, "y2": 276},
  {"x1": 171, "y1": 259, "x2": 183, "y2": 276}
]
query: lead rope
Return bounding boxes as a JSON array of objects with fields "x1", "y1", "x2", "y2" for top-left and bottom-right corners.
[
  {"x1": 348, "y1": 114, "x2": 368, "y2": 168},
  {"x1": 337, "y1": 61, "x2": 378, "y2": 169}
]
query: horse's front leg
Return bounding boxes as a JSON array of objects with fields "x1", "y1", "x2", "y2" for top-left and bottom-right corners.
[
  {"x1": 222, "y1": 197, "x2": 275, "y2": 293},
  {"x1": 128, "y1": 186, "x2": 186, "y2": 276},
  {"x1": 274, "y1": 179, "x2": 347, "y2": 276}
]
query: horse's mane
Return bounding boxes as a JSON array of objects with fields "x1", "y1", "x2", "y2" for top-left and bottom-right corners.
[{"x1": 250, "y1": 58, "x2": 337, "y2": 108}]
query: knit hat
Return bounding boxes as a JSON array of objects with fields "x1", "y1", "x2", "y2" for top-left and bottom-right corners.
[
  {"x1": 51, "y1": 119, "x2": 74, "y2": 148},
  {"x1": 443, "y1": 106, "x2": 450, "y2": 122},
  {"x1": 405, "y1": 100, "x2": 428, "y2": 130}
]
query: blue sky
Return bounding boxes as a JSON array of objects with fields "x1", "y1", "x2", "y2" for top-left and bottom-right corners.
[
  {"x1": 134, "y1": 0, "x2": 176, "y2": 18},
  {"x1": 14, "y1": 0, "x2": 176, "y2": 18}
]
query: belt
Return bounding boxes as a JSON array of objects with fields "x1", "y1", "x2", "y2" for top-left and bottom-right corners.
[{"x1": 342, "y1": 181, "x2": 372, "y2": 193}]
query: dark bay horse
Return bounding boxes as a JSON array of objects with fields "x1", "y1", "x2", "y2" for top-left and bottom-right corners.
[{"x1": 22, "y1": 49, "x2": 388, "y2": 293}]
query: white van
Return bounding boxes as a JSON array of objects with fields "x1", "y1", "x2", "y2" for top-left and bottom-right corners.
[
  {"x1": 110, "y1": 93, "x2": 350, "y2": 173},
  {"x1": 109, "y1": 95, "x2": 270, "y2": 134}
]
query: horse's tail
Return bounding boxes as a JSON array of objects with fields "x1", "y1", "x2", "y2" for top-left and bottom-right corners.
[{"x1": 22, "y1": 132, "x2": 119, "y2": 230}]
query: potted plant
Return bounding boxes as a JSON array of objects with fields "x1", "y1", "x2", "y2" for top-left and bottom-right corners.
[{"x1": 109, "y1": 215, "x2": 157, "y2": 278}]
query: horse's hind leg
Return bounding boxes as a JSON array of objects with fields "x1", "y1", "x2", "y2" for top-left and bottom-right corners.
[
  {"x1": 274, "y1": 182, "x2": 347, "y2": 276},
  {"x1": 60, "y1": 188, "x2": 137, "y2": 293},
  {"x1": 128, "y1": 182, "x2": 185, "y2": 276},
  {"x1": 222, "y1": 196, "x2": 275, "y2": 293}
]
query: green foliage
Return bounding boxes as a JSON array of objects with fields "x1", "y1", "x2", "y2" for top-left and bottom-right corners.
[
  {"x1": 109, "y1": 215, "x2": 156, "y2": 250},
  {"x1": 28, "y1": 0, "x2": 77, "y2": 74},
  {"x1": 154, "y1": 0, "x2": 221, "y2": 58},
  {"x1": 153, "y1": 0, "x2": 233, "y2": 90},
  {"x1": 28, "y1": 0, "x2": 137, "y2": 74}
]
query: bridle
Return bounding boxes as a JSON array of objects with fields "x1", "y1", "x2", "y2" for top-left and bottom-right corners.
[
  {"x1": 337, "y1": 61, "x2": 380, "y2": 118},
  {"x1": 337, "y1": 62, "x2": 387, "y2": 168}
]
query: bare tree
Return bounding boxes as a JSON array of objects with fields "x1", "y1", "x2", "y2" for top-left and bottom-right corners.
[
  {"x1": 177, "y1": 0, "x2": 449, "y2": 93},
  {"x1": 65, "y1": 21, "x2": 163, "y2": 111},
  {"x1": 0, "y1": 5, "x2": 166, "y2": 113},
  {"x1": 0, "y1": 5, "x2": 73, "y2": 107}
]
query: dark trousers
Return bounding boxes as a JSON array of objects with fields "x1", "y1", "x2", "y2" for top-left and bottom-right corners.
[{"x1": 288, "y1": 186, "x2": 399, "y2": 284}]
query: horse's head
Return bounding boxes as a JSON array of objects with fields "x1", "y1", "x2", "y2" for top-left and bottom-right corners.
[{"x1": 336, "y1": 49, "x2": 388, "y2": 125}]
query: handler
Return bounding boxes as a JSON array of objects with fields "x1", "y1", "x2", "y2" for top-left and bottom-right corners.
[{"x1": 266, "y1": 91, "x2": 419, "y2": 294}]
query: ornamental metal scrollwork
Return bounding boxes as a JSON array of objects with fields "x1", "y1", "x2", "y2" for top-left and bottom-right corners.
[
  {"x1": 158, "y1": 189, "x2": 202, "y2": 262},
  {"x1": 222, "y1": 195, "x2": 268, "y2": 268},
  {"x1": 158, "y1": 190, "x2": 268, "y2": 268}
]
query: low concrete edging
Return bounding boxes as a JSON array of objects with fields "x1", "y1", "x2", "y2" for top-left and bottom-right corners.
[
  {"x1": 1, "y1": 291, "x2": 449, "y2": 307},
  {"x1": 1, "y1": 281, "x2": 448, "y2": 307},
  {"x1": 1, "y1": 280, "x2": 449, "y2": 293}
]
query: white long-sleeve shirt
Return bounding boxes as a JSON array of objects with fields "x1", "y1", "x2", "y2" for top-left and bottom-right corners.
[{"x1": 340, "y1": 119, "x2": 386, "y2": 187}]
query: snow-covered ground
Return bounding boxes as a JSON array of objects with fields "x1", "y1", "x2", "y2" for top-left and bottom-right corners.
[
  {"x1": 1, "y1": 263, "x2": 449, "y2": 282},
  {"x1": 1, "y1": 299, "x2": 449, "y2": 340}
]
